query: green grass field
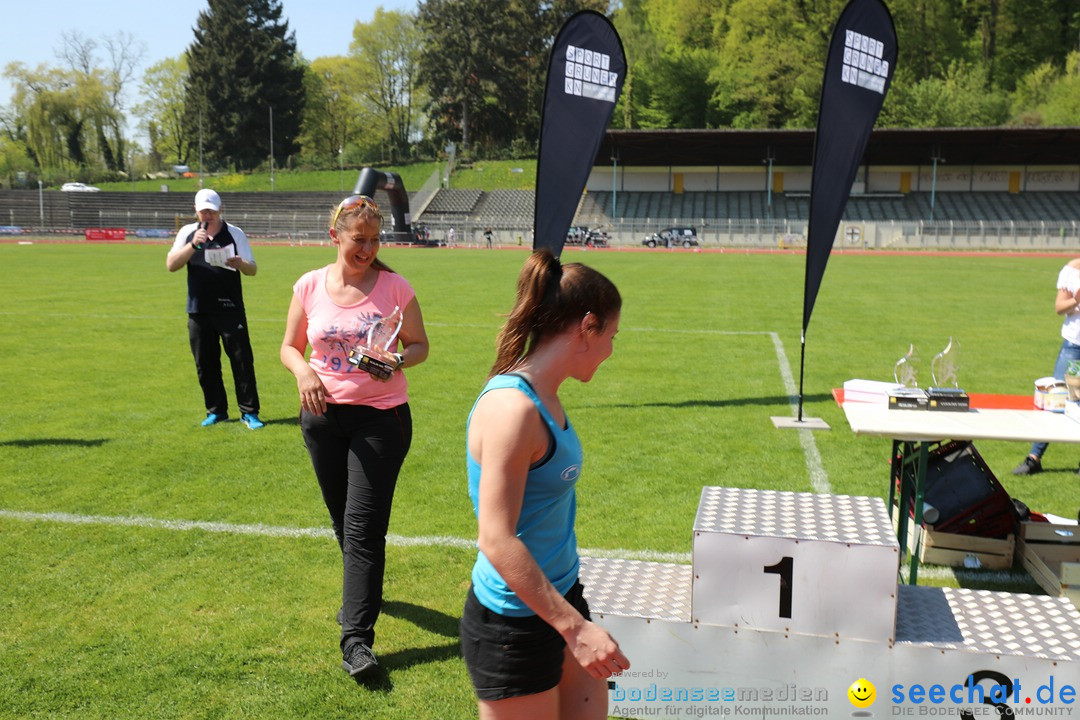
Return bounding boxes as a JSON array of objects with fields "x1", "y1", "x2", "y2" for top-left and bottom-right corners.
[{"x1": 1, "y1": 242, "x2": 1077, "y2": 718}]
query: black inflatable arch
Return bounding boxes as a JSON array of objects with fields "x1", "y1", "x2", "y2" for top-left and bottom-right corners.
[{"x1": 352, "y1": 166, "x2": 412, "y2": 242}]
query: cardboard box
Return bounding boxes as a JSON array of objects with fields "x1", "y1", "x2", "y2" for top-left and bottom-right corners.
[
  {"x1": 1033, "y1": 377, "x2": 1068, "y2": 411},
  {"x1": 926, "y1": 387, "x2": 970, "y2": 412},
  {"x1": 892, "y1": 504, "x2": 1015, "y2": 570},
  {"x1": 888, "y1": 388, "x2": 928, "y2": 410},
  {"x1": 1018, "y1": 521, "x2": 1080, "y2": 609}
]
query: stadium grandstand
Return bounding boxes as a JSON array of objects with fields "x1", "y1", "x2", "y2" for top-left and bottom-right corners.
[{"x1": 1, "y1": 127, "x2": 1077, "y2": 250}]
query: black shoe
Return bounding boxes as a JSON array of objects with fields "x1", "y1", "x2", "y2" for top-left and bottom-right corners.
[
  {"x1": 1012, "y1": 456, "x2": 1043, "y2": 475},
  {"x1": 342, "y1": 643, "x2": 378, "y2": 678}
]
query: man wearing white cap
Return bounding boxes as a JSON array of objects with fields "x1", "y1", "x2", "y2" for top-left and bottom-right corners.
[{"x1": 167, "y1": 188, "x2": 264, "y2": 429}]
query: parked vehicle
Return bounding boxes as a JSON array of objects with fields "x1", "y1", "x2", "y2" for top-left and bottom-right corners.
[
  {"x1": 61, "y1": 182, "x2": 100, "y2": 192},
  {"x1": 566, "y1": 225, "x2": 609, "y2": 247},
  {"x1": 643, "y1": 226, "x2": 697, "y2": 248}
]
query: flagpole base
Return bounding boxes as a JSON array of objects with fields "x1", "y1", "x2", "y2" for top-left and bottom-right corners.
[{"x1": 771, "y1": 416, "x2": 830, "y2": 430}]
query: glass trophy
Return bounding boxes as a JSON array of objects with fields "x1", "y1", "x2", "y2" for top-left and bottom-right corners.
[
  {"x1": 347, "y1": 306, "x2": 403, "y2": 380},
  {"x1": 930, "y1": 337, "x2": 960, "y2": 389},
  {"x1": 893, "y1": 344, "x2": 919, "y2": 388}
]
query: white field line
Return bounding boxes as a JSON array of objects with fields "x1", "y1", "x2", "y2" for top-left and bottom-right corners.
[
  {"x1": 629, "y1": 328, "x2": 830, "y2": 494},
  {"x1": 0, "y1": 509, "x2": 1033, "y2": 586},
  {"x1": 0, "y1": 509, "x2": 692, "y2": 564}
]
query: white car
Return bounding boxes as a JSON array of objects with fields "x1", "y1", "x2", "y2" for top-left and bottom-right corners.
[{"x1": 61, "y1": 182, "x2": 100, "y2": 192}]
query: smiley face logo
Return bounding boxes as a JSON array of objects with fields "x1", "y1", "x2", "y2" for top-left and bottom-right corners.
[{"x1": 848, "y1": 678, "x2": 876, "y2": 709}]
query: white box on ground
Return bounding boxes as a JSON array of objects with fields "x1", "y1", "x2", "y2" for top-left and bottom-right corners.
[{"x1": 691, "y1": 487, "x2": 899, "y2": 642}]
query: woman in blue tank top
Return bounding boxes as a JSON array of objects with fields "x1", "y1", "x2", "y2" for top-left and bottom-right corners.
[{"x1": 460, "y1": 249, "x2": 630, "y2": 719}]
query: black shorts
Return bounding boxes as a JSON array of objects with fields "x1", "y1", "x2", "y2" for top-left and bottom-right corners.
[{"x1": 459, "y1": 581, "x2": 591, "y2": 701}]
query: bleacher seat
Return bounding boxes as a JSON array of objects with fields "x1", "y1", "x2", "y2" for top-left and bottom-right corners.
[{"x1": 1, "y1": 185, "x2": 1076, "y2": 238}]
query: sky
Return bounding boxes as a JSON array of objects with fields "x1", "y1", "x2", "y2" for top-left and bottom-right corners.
[{"x1": 1, "y1": 0, "x2": 417, "y2": 141}]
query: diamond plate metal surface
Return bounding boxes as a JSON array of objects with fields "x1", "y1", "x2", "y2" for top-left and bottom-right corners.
[
  {"x1": 580, "y1": 556, "x2": 692, "y2": 622},
  {"x1": 896, "y1": 584, "x2": 1080, "y2": 661},
  {"x1": 694, "y1": 487, "x2": 896, "y2": 546}
]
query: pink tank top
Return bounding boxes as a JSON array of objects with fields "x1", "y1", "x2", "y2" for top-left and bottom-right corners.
[{"x1": 293, "y1": 265, "x2": 414, "y2": 409}]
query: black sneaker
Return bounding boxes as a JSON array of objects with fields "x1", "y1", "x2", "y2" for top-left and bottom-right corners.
[
  {"x1": 342, "y1": 643, "x2": 378, "y2": 678},
  {"x1": 1011, "y1": 456, "x2": 1043, "y2": 475}
]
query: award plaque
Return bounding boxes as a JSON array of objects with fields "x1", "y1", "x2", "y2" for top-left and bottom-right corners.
[
  {"x1": 893, "y1": 344, "x2": 919, "y2": 388},
  {"x1": 347, "y1": 306, "x2": 403, "y2": 380}
]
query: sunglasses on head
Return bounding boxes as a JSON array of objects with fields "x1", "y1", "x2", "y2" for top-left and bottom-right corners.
[{"x1": 331, "y1": 194, "x2": 380, "y2": 229}]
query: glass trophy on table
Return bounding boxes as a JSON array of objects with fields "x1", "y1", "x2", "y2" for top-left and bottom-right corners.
[
  {"x1": 893, "y1": 344, "x2": 920, "y2": 388},
  {"x1": 927, "y1": 337, "x2": 969, "y2": 410},
  {"x1": 888, "y1": 345, "x2": 927, "y2": 409},
  {"x1": 930, "y1": 337, "x2": 960, "y2": 389},
  {"x1": 347, "y1": 306, "x2": 403, "y2": 380}
]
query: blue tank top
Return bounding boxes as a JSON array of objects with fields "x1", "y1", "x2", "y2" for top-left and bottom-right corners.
[{"x1": 467, "y1": 374, "x2": 582, "y2": 616}]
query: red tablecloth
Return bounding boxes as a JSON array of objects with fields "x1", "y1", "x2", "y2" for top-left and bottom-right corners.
[{"x1": 832, "y1": 388, "x2": 1035, "y2": 410}]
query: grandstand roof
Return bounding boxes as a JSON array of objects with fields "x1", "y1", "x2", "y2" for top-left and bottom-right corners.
[{"x1": 600, "y1": 127, "x2": 1080, "y2": 167}]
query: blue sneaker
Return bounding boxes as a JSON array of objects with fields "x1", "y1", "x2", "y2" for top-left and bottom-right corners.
[
  {"x1": 201, "y1": 413, "x2": 227, "y2": 427},
  {"x1": 241, "y1": 413, "x2": 265, "y2": 430}
]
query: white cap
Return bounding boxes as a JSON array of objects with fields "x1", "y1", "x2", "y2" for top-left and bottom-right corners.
[{"x1": 194, "y1": 188, "x2": 222, "y2": 212}]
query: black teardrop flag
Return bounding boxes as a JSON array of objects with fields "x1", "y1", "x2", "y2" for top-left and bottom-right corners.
[
  {"x1": 798, "y1": 0, "x2": 896, "y2": 419},
  {"x1": 534, "y1": 10, "x2": 626, "y2": 257},
  {"x1": 803, "y1": 0, "x2": 896, "y2": 333}
]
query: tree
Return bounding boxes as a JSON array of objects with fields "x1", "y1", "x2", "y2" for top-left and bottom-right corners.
[
  {"x1": 708, "y1": 0, "x2": 845, "y2": 128},
  {"x1": 184, "y1": 0, "x2": 306, "y2": 170},
  {"x1": 57, "y1": 30, "x2": 145, "y2": 172},
  {"x1": 4, "y1": 62, "x2": 114, "y2": 175},
  {"x1": 0, "y1": 134, "x2": 33, "y2": 188},
  {"x1": 350, "y1": 9, "x2": 424, "y2": 161},
  {"x1": 417, "y1": 0, "x2": 605, "y2": 156},
  {"x1": 135, "y1": 57, "x2": 191, "y2": 167},
  {"x1": 1034, "y1": 51, "x2": 1080, "y2": 126},
  {"x1": 878, "y1": 61, "x2": 1010, "y2": 127},
  {"x1": 296, "y1": 56, "x2": 375, "y2": 166},
  {"x1": 417, "y1": 0, "x2": 492, "y2": 153}
]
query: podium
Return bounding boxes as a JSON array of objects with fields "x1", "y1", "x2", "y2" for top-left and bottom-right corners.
[{"x1": 584, "y1": 486, "x2": 1080, "y2": 718}]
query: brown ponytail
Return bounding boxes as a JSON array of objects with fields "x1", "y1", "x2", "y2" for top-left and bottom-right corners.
[{"x1": 489, "y1": 249, "x2": 621, "y2": 378}]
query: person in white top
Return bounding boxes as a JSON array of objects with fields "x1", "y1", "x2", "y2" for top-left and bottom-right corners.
[{"x1": 1012, "y1": 258, "x2": 1080, "y2": 475}]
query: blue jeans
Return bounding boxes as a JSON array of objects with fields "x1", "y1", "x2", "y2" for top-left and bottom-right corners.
[{"x1": 1030, "y1": 339, "x2": 1080, "y2": 458}]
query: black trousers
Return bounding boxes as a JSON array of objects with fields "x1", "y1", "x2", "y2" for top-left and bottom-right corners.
[
  {"x1": 300, "y1": 402, "x2": 412, "y2": 651},
  {"x1": 187, "y1": 311, "x2": 259, "y2": 417}
]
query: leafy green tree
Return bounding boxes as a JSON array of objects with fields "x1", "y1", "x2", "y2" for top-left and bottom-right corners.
[
  {"x1": 878, "y1": 61, "x2": 1010, "y2": 127},
  {"x1": 135, "y1": 57, "x2": 191, "y2": 167},
  {"x1": 296, "y1": 56, "x2": 377, "y2": 167},
  {"x1": 350, "y1": 8, "x2": 424, "y2": 161},
  {"x1": 184, "y1": 0, "x2": 305, "y2": 170},
  {"x1": 417, "y1": 0, "x2": 501, "y2": 153},
  {"x1": 4, "y1": 62, "x2": 114, "y2": 174},
  {"x1": 956, "y1": 0, "x2": 1079, "y2": 90},
  {"x1": 709, "y1": 0, "x2": 844, "y2": 128},
  {"x1": 417, "y1": 0, "x2": 603, "y2": 157},
  {"x1": 889, "y1": 0, "x2": 967, "y2": 82},
  {"x1": 57, "y1": 31, "x2": 145, "y2": 173},
  {"x1": 0, "y1": 134, "x2": 33, "y2": 188},
  {"x1": 1035, "y1": 50, "x2": 1080, "y2": 126}
]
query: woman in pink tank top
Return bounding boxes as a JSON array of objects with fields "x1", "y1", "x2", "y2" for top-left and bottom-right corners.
[{"x1": 280, "y1": 194, "x2": 429, "y2": 682}]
